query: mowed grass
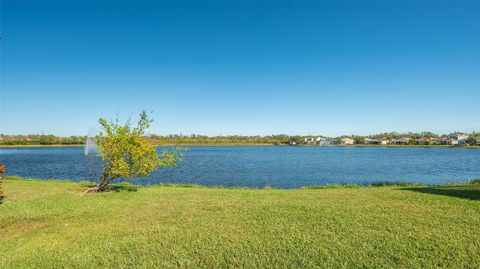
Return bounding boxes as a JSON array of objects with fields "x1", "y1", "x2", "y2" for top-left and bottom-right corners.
[{"x1": 1, "y1": 179, "x2": 480, "y2": 268}]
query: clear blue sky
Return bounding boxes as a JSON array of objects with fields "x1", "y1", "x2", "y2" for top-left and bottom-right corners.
[{"x1": 1, "y1": 1, "x2": 479, "y2": 136}]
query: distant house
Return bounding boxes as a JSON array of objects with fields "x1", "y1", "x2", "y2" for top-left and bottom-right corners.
[
  {"x1": 340, "y1": 137, "x2": 354, "y2": 145},
  {"x1": 304, "y1": 136, "x2": 329, "y2": 145},
  {"x1": 443, "y1": 132, "x2": 469, "y2": 145},
  {"x1": 364, "y1": 138, "x2": 381, "y2": 145},
  {"x1": 416, "y1": 137, "x2": 442, "y2": 145},
  {"x1": 447, "y1": 132, "x2": 468, "y2": 141},
  {"x1": 458, "y1": 139, "x2": 468, "y2": 146},
  {"x1": 391, "y1": 137, "x2": 411, "y2": 145},
  {"x1": 319, "y1": 137, "x2": 337, "y2": 145},
  {"x1": 446, "y1": 139, "x2": 459, "y2": 145},
  {"x1": 416, "y1": 138, "x2": 429, "y2": 145},
  {"x1": 379, "y1": 138, "x2": 390, "y2": 145},
  {"x1": 316, "y1": 136, "x2": 328, "y2": 144},
  {"x1": 475, "y1": 136, "x2": 480, "y2": 145},
  {"x1": 365, "y1": 137, "x2": 389, "y2": 145}
]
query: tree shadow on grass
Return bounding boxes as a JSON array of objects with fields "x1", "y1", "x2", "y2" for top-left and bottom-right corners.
[
  {"x1": 0, "y1": 195, "x2": 4, "y2": 205},
  {"x1": 109, "y1": 184, "x2": 138, "y2": 192},
  {"x1": 81, "y1": 183, "x2": 138, "y2": 194},
  {"x1": 399, "y1": 186, "x2": 480, "y2": 201}
]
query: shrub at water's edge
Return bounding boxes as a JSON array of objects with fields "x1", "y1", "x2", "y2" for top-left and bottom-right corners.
[{"x1": 93, "y1": 111, "x2": 182, "y2": 192}]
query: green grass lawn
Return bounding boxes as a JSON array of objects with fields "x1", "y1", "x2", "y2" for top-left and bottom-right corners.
[{"x1": 1, "y1": 178, "x2": 479, "y2": 268}]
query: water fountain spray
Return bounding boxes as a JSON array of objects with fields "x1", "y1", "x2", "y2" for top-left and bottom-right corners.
[{"x1": 84, "y1": 127, "x2": 100, "y2": 156}]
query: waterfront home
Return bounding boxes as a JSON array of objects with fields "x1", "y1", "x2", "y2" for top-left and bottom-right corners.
[
  {"x1": 416, "y1": 137, "x2": 442, "y2": 145},
  {"x1": 320, "y1": 137, "x2": 336, "y2": 145},
  {"x1": 416, "y1": 138, "x2": 429, "y2": 145},
  {"x1": 447, "y1": 132, "x2": 469, "y2": 140},
  {"x1": 379, "y1": 138, "x2": 390, "y2": 145},
  {"x1": 458, "y1": 139, "x2": 468, "y2": 146},
  {"x1": 391, "y1": 137, "x2": 411, "y2": 145},
  {"x1": 340, "y1": 137, "x2": 354, "y2": 145},
  {"x1": 365, "y1": 137, "x2": 389, "y2": 145},
  {"x1": 446, "y1": 138, "x2": 459, "y2": 145},
  {"x1": 364, "y1": 138, "x2": 381, "y2": 144},
  {"x1": 475, "y1": 136, "x2": 480, "y2": 145},
  {"x1": 444, "y1": 137, "x2": 470, "y2": 146},
  {"x1": 304, "y1": 136, "x2": 328, "y2": 145},
  {"x1": 391, "y1": 139, "x2": 401, "y2": 145},
  {"x1": 447, "y1": 132, "x2": 468, "y2": 146},
  {"x1": 364, "y1": 138, "x2": 374, "y2": 144},
  {"x1": 316, "y1": 136, "x2": 328, "y2": 144}
]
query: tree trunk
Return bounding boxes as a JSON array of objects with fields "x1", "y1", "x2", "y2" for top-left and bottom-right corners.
[
  {"x1": 95, "y1": 173, "x2": 120, "y2": 192},
  {"x1": 96, "y1": 174, "x2": 112, "y2": 192}
]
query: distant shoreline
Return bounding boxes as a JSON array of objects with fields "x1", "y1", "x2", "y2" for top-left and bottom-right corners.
[
  {"x1": 1, "y1": 144, "x2": 479, "y2": 149},
  {"x1": 0, "y1": 144, "x2": 84, "y2": 148}
]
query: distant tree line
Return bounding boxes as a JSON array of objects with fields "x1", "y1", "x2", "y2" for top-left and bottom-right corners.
[
  {"x1": 1, "y1": 132, "x2": 479, "y2": 146},
  {"x1": 0, "y1": 134, "x2": 86, "y2": 145},
  {"x1": 148, "y1": 134, "x2": 293, "y2": 145},
  {"x1": 0, "y1": 134, "x2": 293, "y2": 146}
]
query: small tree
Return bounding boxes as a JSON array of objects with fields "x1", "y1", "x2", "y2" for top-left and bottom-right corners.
[
  {"x1": 466, "y1": 135, "x2": 477, "y2": 146},
  {"x1": 94, "y1": 111, "x2": 181, "y2": 192},
  {"x1": 354, "y1": 136, "x2": 365, "y2": 144}
]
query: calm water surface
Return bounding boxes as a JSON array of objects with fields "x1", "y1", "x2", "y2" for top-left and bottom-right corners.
[{"x1": 1, "y1": 146, "x2": 479, "y2": 188}]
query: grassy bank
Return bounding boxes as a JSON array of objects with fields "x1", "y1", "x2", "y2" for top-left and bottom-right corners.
[{"x1": 1, "y1": 178, "x2": 480, "y2": 268}]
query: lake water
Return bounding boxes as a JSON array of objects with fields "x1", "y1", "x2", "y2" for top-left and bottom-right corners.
[{"x1": 1, "y1": 146, "x2": 479, "y2": 188}]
